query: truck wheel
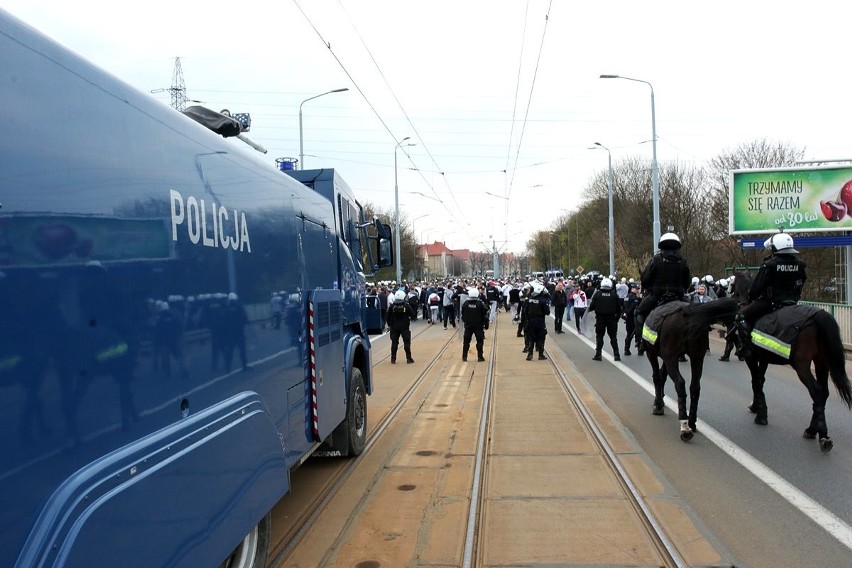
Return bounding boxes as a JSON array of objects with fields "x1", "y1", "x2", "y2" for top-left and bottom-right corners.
[
  {"x1": 346, "y1": 368, "x2": 367, "y2": 456},
  {"x1": 220, "y1": 512, "x2": 270, "y2": 568}
]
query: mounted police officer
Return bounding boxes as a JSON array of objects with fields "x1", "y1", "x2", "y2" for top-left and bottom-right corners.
[
  {"x1": 636, "y1": 232, "x2": 691, "y2": 354},
  {"x1": 736, "y1": 232, "x2": 807, "y2": 358},
  {"x1": 387, "y1": 290, "x2": 415, "y2": 364},
  {"x1": 461, "y1": 287, "x2": 489, "y2": 362},
  {"x1": 588, "y1": 277, "x2": 623, "y2": 361},
  {"x1": 523, "y1": 282, "x2": 550, "y2": 361}
]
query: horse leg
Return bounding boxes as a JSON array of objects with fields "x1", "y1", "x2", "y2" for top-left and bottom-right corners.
[
  {"x1": 746, "y1": 357, "x2": 769, "y2": 425},
  {"x1": 688, "y1": 352, "x2": 705, "y2": 433},
  {"x1": 649, "y1": 354, "x2": 665, "y2": 415},
  {"x1": 798, "y1": 358, "x2": 833, "y2": 452},
  {"x1": 665, "y1": 356, "x2": 693, "y2": 441}
]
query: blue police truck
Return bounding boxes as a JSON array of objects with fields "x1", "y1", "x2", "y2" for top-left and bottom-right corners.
[{"x1": 0, "y1": 10, "x2": 392, "y2": 568}]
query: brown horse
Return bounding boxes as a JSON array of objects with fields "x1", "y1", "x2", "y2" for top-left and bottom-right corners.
[
  {"x1": 644, "y1": 297, "x2": 740, "y2": 441},
  {"x1": 732, "y1": 272, "x2": 852, "y2": 452}
]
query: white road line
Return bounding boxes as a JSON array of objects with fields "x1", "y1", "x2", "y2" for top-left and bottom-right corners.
[{"x1": 564, "y1": 323, "x2": 852, "y2": 551}]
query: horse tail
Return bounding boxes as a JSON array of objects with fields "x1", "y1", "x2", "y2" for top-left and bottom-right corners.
[
  {"x1": 682, "y1": 297, "x2": 740, "y2": 332},
  {"x1": 815, "y1": 309, "x2": 852, "y2": 409}
]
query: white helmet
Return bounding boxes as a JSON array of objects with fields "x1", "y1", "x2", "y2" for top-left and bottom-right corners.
[
  {"x1": 691, "y1": 276, "x2": 699, "y2": 285},
  {"x1": 658, "y1": 232, "x2": 682, "y2": 250},
  {"x1": 718, "y1": 278, "x2": 728, "y2": 287},
  {"x1": 531, "y1": 282, "x2": 545, "y2": 296},
  {"x1": 394, "y1": 290, "x2": 406, "y2": 303},
  {"x1": 704, "y1": 274, "x2": 714, "y2": 284},
  {"x1": 600, "y1": 277, "x2": 613, "y2": 289},
  {"x1": 468, "y1": 288, "x2": 480, "y2": 299},
  {"x1": 764, "y1": 232, "x2": 798, "y2": 254}
]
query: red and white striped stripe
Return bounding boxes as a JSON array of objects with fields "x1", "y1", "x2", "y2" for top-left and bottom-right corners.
[{"x1": 308, "y1": 300, "x2": 319, "y2": 440}]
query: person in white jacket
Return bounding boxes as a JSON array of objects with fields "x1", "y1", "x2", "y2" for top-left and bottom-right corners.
[{"x1": 570, "y1": 287, "x2": 589, "y2": 332}]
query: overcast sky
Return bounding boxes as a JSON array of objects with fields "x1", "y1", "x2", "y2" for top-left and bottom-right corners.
[{"x1": 5, "y1": 1, "x2": 851, "y2": 257}]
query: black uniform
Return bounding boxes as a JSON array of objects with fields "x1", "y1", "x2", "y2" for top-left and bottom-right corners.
[
  {"x1": 461, "y1": 296, "x2": 490, "y2": 361},
  {"x1": 737, "y1": 252, "x2": 807, "y2": 355},
  {"x1": 551, "y1": 286, "x2": 568, "y2": 333},
  {"x1": 637, "y1": 249, "x2": 691, "y2": 320},
  {"x1": 523, "y1": 291, "x2": 550, "y2": 360},
  {"x1": 387, "y1": 300, "x2": 415, "y2": 363},
  {"x1": 622, "y1": 287, "x2": 640, "y2": 354},
  {"x1": 588, "y1": 286, "x2": 623, "y2": 360}
]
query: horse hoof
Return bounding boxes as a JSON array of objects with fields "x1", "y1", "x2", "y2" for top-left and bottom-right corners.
[
  {"x1": 754, "y1": 416, "x2": 768, "y2": 426},
  {"x1": 819, "y1": 437, "x2": 834, "y2": 453},
  {"x1": 680, "y1": 430, "x2": 694, "y2": 442},
  {"x1": 652, "y1": 405, "x2": 665, "y2": 416},
  {"x1": 803, "y1": 429, "x2": 816, "y2": 440}
]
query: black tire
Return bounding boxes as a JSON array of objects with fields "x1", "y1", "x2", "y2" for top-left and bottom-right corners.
[
  {"x1": 220, "y1": 512, "x2": 270, "y2": 568},
  {"x1": 346, "y1": 368, "x2": 367, "y2": 456}
]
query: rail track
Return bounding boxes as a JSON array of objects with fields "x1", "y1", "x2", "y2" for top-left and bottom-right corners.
[{"x1": 268, "y1": 319, "x2": 719, "y2": 567}]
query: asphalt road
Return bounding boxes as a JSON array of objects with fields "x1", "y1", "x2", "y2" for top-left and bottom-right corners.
[{"x1": 551, "y1": 312, "x2": 852, "y2": 568}]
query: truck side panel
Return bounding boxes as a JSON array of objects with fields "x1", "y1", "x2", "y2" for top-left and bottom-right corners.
[{"x1": 0, "y1": 10, "x2": 360, "y2": 567}]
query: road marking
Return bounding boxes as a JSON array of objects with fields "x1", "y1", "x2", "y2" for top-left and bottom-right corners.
[{"x1": 565, "y1": 324, "x2": 852, "y2": 551}]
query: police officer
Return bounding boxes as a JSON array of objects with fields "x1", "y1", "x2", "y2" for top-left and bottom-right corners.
[
  {"x1": 622, "y1": 282, "x2": 640, "y2": 355},
  {"x1": 461, "y1": 288, "x2": 490, "y2": 362},
  {"x1": 523, "y1": 282, "x2": 550, "y2": 360},
  {"x1": 588, "y1": 277, "x2": 623, "y2": 361},
  {"x1": 636, "y1": 232, "x2": 691, "y2": 354},
  {"x1": 736, "y1": 232, "x2": 807, "y2": 357},
  {"x1": 517, "y1": 283, "x2": 531, "y2": 338},
  {"x1": 387, "y1": 290, "x2": 415, "y2": 364}
]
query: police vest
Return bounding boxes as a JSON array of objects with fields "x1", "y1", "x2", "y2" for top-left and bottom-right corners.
[
  {"x1": 650, "y1": 254, "x2": 687, "y2": 296},
  {"x1": 767, "y1": 255, "x2": 806, "y2": 303},
  {"x1": 462, "y1": 299, "x2": 486, "y2": 326},
  {"x1": 527, "y1": 297, "x2": 545, "y2": 318},
  {"x1": 593, "y1": 289, "x2": 620, "y2": 315}
]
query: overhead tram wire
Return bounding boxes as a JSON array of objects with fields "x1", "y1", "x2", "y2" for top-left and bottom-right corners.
[
  {"x1": 333, "y1": 0, "x2": 477, "y2": 244},
  {"x1": 502, "y1": 0, "x2": 530, "y2": 204},
  {"x1": 503, "y1": 0, "x2": 554, "y2": 246},
  {"x1": 295, "y1": 0, "x2": 478, "y2": 246}
]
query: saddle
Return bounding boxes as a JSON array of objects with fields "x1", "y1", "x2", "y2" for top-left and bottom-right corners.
[
  {"x1": 642, "y1": 300, "x2": 688, "y2": 345},
  {"x1": 752, "y1": 304, "x2": 823, "y2": 358}
]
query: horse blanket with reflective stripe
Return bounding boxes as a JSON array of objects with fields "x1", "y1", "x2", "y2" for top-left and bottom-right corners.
[
  {"x1": 642, "y1": 301, "x2": 688, "y2": 345},
  {"x1": 752, "y1": 304, "x2": 824, "y2": 358}
]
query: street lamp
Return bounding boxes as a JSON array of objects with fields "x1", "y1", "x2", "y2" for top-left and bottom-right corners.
[
  {"x1": 412, "y1": 213, "x2": 430, "y2": 245},
  {"x1": 600, "y1": 74, "x2": 659, "y2": 252},
  {"x1": 299, "y1": 88, "x2": 349, "y2": 170},
  {"x1": 394, "y1": 137, "x2": 416, "y2": 283},
  {"x1": 548, "y1": 231, "x2": 554, "y2": 274},
  {"x1": 592, "y1": 142, "x2": 615, "y2": 277}
]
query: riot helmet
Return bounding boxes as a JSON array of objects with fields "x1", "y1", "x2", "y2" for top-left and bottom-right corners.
[
  {"x1": 600, "y1": 278, "x2": 613, "y2": 289},
  {"x1": 658, "y1": 232, "x2": 681, "y2": 250},
  {"x1": 764, "y1": 232, "x2": 798, "y2": 254}
]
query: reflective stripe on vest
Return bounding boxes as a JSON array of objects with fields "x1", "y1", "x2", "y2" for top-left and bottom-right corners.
[
  {"x1": 751, "y1": 329, "x2": 791, "y2": 358},
  {"x1": 642, "y1": 324, "x2": 658, "y2": 345}
]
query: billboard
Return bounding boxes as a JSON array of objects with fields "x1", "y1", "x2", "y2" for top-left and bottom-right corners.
[{"x1": 729, "y1": 165, "x2": 852, "y2": 235}]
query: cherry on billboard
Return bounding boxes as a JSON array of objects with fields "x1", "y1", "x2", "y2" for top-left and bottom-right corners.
[{"x1": 729, "y1": 165, "x2": 852, "y2": 235}]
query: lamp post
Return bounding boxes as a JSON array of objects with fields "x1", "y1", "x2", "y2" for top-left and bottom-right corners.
[
  {"x1": 394, "y1": 137, "x2": 416, "y2": 283},
  {"x1": 547, "y1": 231, "x2": 554, "y2": 274},
  {"x1": 600, "y1": 74, "x2": 659, "y2": 252},
  {"x1": 299, "y1": 88, "x2": 349, "y2": 170},
  {"x1": 592, "y1": 142, "x2": 615, "y2": 277}
]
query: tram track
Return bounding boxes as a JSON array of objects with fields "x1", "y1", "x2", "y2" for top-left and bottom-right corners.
[
  {"x1": 268, "y1": 323, "x2": 459, "y2": 566},
  {"x1": 546, "y1": 345, "x2": 688, "y2": 568},
  {"x1": 269, "y1": 318, "x2": 722, "y2": 566}
]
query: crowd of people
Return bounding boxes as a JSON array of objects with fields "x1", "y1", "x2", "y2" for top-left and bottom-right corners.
[{"x1": 366, "y1": 230, "x2": 806, "y2": 366}]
